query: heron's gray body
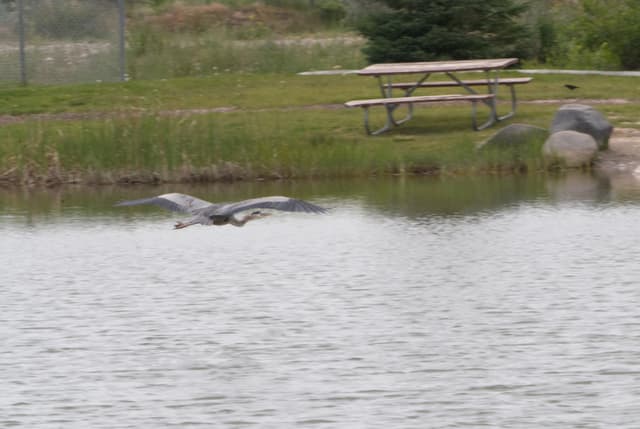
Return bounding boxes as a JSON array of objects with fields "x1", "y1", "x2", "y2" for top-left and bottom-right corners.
[{"x1": 115, "y1": 193, "x2": 327, "y2": 228}]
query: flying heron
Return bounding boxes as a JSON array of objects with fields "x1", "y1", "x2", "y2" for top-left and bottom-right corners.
[{"x1": 115, "y1": 193, "x2": 328, "y2": 229}]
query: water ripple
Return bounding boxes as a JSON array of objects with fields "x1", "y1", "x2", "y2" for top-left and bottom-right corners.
[{"x1": 2, "y1": 195, "x2": 640, "y2": 428}]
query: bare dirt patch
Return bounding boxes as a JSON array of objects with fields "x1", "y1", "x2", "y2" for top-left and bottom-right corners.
[
  {"x1": 526, "y1": 98, "x2": 632, "y2": 105},
  {"x1": 595, "y1": 127, "x2": 640, "y2": 175},
  {"x1": 142, "y1": 2, "x2": 309, "y2": 34}
]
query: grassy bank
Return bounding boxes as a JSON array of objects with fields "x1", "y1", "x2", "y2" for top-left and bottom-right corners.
[
  {"x1": 0, "y1": 72, "x2": 638, "y2": 186},
  {"x1": 2, "y1": 72, "x2": 639, "y2": 116}
]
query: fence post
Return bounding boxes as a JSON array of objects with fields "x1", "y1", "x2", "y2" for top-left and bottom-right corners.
[
  {"x1": 18, "y1": 0, "x2": 26, "y2": 85},
  {"x1": 118, "y1": 0, "x2": 126, "y2": 81}
]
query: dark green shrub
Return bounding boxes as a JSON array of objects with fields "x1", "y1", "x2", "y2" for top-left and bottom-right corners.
[
  {"x1": 357, "y1": 0, "x2": 531, "y2": 63},
  {"x1": 316, "y1": 0, "x2": 346, "y2": 25}
]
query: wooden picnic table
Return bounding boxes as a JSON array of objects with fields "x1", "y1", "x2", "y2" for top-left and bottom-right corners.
[{"x1": 345, "y1": 58, "x2": 531, "y2": 135}]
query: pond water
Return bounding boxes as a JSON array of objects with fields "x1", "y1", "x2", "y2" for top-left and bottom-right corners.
[{"x1": 2, "y1": 173, "x2": 640, "y2": 429}]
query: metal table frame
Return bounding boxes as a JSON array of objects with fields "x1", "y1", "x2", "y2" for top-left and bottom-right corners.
[{"x1": 356, "y1": 58, "x2": 520, "y2": 134}]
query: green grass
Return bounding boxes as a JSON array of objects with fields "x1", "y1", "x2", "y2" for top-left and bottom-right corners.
[
  {"x1": 1, "y1": 71, "x2": 639, "y2": 116},
  {"x1": 0, "y1": 72, "x2": 638, "y2": 186}
]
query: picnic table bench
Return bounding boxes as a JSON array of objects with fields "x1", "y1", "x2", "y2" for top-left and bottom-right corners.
[
  {"x1": 344, "y1": 58, "x2": 532, "y2": 135},
  {"x1": 345, "y1": 94, "x2": 496, "y2": 134}
]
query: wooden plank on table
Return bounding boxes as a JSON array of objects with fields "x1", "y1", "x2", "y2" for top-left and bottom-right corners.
[
  {"x1": 344, "y1": 93, "x2": 495, "y2": 108},
  {"x1": 357, "y1": 58, "x2": 519, "y2": 76},
  {"x1": 385, "y1": 77, "x2": 533, "y2": 89}
]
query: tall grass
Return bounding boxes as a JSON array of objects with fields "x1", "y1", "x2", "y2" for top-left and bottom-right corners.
[
  {"x1": 125, "y1": 0, "x2": 364, "y2": 79},
  {"x1": 127, "y1": 29, "x2": 365, "y2": 79},
  {"x1": 2, "y1": 71, "x2": 636, "y2": 187},
  {"x1": 0, "y1": 103, "x2": 559, "y2": 186},
  {"x1": 0, "y1": 110, "x2": 396, "y2": 184}
]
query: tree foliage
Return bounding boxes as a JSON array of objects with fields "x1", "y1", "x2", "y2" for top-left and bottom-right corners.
[
  {"x1": 571, "y1": 0, "x2": 640, "y2": 69},
  {"x1": 357, "y1": 0, "x2": 530, "y2": 63}
]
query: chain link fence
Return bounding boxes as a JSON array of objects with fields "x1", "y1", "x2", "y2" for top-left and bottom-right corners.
[{"x1": 0, "y1": 0, "x2": 125, "y2": 85}]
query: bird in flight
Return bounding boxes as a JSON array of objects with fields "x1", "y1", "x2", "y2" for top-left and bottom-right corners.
[
  {"x1": 115, "y1": 193, "x2": 327, "y2": 229},
  {"x1": 564, "y1": 84, "x2": 579, "y2": 90}
]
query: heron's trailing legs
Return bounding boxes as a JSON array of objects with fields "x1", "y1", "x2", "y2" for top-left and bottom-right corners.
[
  {"x1": 174, "y1": 211, "x2": 272, "y2": 229},
  {"x1": 174, "y1": 220, "x2": 198, "y2": 229},
  {"x1": 229, "y1": 211, "x2": 272, "y2": 227}
]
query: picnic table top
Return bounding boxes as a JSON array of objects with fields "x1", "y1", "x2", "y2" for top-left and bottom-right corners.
[{"x1": 357, "y1": 58, "x2": 519, "y2": 76}]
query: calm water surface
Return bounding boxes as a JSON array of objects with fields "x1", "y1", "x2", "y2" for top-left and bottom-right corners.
[{"x1": 2, "y1": 174, "x2": 640, "y2": 428}]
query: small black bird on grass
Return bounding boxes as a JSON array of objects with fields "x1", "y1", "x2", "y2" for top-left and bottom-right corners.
[{"x1": 564, "y1": 84, "x2": 579, "y2": 90}]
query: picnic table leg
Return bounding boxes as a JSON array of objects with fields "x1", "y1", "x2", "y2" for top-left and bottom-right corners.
[
  {"x1": 446, "y1": 71, "x2": 497, "y2": 129},
  {"x1": 445, "y1": 72, "x2": 480, "y2": 95},
  {"x1": 376, "y1": 75, "x2": 407, "y2": 129},
  {"x1": 496, "y1": 84, "x2": 517, "y2": 121},
  {"x1": 485, "y1": 71, "x2": 498, "y2": 117},
  {"x1": 387, "y1": 102, "x2": 413, "y2": 126},
  {"x1": 375, "y1": 74, "x2": 431, "y2": 127},
  {"x1": 446, "y1": 71, "x2": 497, "y2": 130},
  {"x1": 483, "y1": 70, "x2": 518, "y2": 121},
  {"x1": 390, "y1": 73, "x2": 429, "y2": 125},
  {"x1": 483, "y1": 70, "x2": 500, "y2": 124},
  {"x1": 470, "y1": 100, "x2": 496, "y2": 131},
  {"x1": 378, "y1": 76, "x2": 393, "y2": 98},
  {"x1": 362, "y1": 106, "x2": 394, "y2": 135}
]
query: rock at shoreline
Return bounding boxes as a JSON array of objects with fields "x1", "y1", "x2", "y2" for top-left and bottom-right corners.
[
  {"x1": 550, "y1": 104, "x2": 613, "y2": 150},
  {"x1": 543, "y1": 130, "x2": 599, "y2": 168},
  {"x1": 479, "y1": 123, "x2": 549, "y2": 149}
]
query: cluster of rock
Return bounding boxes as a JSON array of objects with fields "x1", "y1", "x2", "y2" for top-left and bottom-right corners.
[{"x1": 482, "y1": 104, "x2": 614, "y2": 168}]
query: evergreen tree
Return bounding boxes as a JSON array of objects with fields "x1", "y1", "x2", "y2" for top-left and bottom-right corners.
[{"x1": 357, "y1": 0, "x2": 530, "y2": 63}]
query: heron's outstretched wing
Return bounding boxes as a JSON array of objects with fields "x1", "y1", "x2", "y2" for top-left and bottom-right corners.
[
  {"x1": 115, "y1": 193, "x2": 214, "y2": 214},
  {"x1": 212, "y1": 196, "x2": 327, "y2": 216}
]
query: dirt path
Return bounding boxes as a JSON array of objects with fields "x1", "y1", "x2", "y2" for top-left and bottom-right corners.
[
  {"x1": 0, "y1": 98, "x2": 634, "y2": 126},
  {"x1": 595, "y1": 127, "x2": 640, "y2": 176}
]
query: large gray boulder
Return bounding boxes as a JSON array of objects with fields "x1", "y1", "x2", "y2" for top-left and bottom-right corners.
[
  {"x1": 543, "y1": 130, "x2": 599, "y2": 168},
  {"x1": 550, "y1": 104, "x2": 613, "y2": 150},
  {"x1": 479, "y1": 123, "x2": 549, "y2": 149}
]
